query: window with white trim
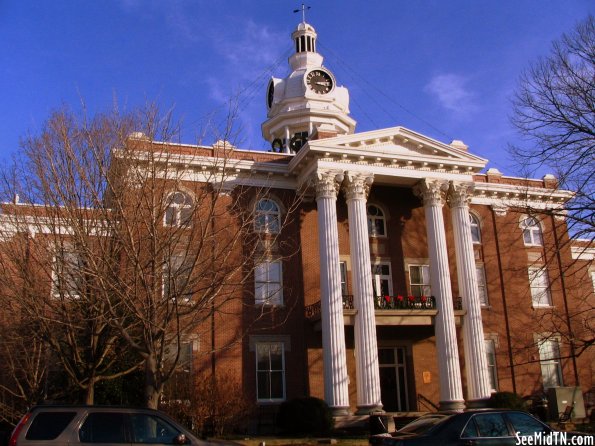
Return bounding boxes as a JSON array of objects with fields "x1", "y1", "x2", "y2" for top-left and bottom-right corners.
[
  {"x1": 470, "y1": 213, "x2": 481, "y2": 244},
  {"x1": 256, "y1": 342, "x2": 285, "y2": 401},
  {"x1": 409, "y1": 265, "x2": 431, "y2": 297},
  {"x1": 528, "y1": 267, "x2": 552, "y2": 307},
  {"x1": 372, "y1": 262, "x2": 393, "y2": 297},
  {"x1": 538, "y1": 338, "x2": 563, "y2": 388},
  {"x1": 476, "y1": 265, "x2": 488, "y2": 306},
  {"x1": 164, "y1": 191, "x2": 193, "y2": 227},
  {"x1": 367, "y1": 204, "x2": 386, "y2": 237},
  {"x1": 163, "y1": 254, "x2": 192, "y2": 302},
  {"x1": 255, "y1": 199, "x2": 281, "y2": 234},
  {"x1": 521, "y1": 216, "x2": 543, "y2": 246},
  {"x1": 52, "y1": 244, "x2": 83, "y2": 298},
  {"x1": 255, "y1": 260, "x2": 283, "y2": 305},
  {"x1": 484, "y1": 339, "x2": 498, "y2": 392},
  {"x1": 340, "y1": 261, "x2": 348, "y2": 296}
]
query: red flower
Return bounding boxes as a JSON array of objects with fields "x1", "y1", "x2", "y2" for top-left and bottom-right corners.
[
  {"x1": 396, "y1": 295, "x2": 404, "y2": 301},
  {"x1": 421, "y1": 295, "x2": 427, "y2": 303},
  {"x1": 384, "y1": 295, "x2": 391, "y2": 303},
  {"x1": 408, "y1": 295, "x2": 415, "y2": 302}
]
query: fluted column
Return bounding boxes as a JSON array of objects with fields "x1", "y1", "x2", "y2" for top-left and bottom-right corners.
[
  {"x1": 343, "y1": 173, "x2": 383, "y2": 414},
  {"x1": 449, "y1": 182, "x2": 492, "y2": 405},
  {"x1": 314, "y1": 171, "x2": 350, "y2": 415},
  {"x1": 413, "y1": 179, "x2": 465, "y2": 411}
]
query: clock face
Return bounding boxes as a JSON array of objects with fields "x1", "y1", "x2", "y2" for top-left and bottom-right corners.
[
  {"x1": 266, "y1": 80, "x2": 275, "y2": 108},
  {"x1": 306, "y1": 69, "x2": 334, "y2": 94}
]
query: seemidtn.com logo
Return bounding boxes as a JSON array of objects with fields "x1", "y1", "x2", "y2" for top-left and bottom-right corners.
[{"x1": 515, "y1": 431, "x2": 594, "y2": 445}]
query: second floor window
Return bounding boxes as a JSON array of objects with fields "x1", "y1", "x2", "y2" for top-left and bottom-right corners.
[
  {"x1": 409, "y1": 265, "x2": 431, "y2": 297},
  {"x1": 163, "y1": 254, "x2": 192, "y2": 302},
  {"x1": 372, "y1": 263, "x2": 393, "y2": 297},
  {"x1": 521, "y1": 216, "x2": 543, "y2": 246},
  {"x1": 164, "y1": 191, "x2": 193, "y2": 227},
  {"x1": 367, "y1": 204, "x2": 386, "y2": 237},
  {"x1": 254, "y1": 260, "x2": 283, "y2": 305},
  {"x1": 255, "y1": 199, "x2": 281, "y2": 234},
  {"x1": 340, "y1": 261, "x2": 348, "y2": 296},
  {"x1": 529, "y1": 267, "x2": 552, "y2": 307},
  {"x1": 476, "y1": 265, "x2": 488, "y2": 306}
]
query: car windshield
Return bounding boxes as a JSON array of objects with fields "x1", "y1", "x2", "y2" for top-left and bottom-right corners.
[{"x1": 398, "y1": 414, "x2": 449, "y2": 434}]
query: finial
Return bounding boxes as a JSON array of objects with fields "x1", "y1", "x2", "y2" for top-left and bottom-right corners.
[{"x1": 293, "y1": 3, "x2": 311, "y2": 24}]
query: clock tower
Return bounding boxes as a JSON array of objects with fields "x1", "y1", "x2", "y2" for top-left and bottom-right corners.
[{"x1": 262, "y1": 21, "x2": 356, "y2": 153}]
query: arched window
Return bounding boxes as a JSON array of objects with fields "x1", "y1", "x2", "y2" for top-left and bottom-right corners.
[
  {"x1": 521, "y1": 216, "x2": 543, "y2": 246},
  {"x1": 470, "y1": 213, "x2": 481, "y2": 244},
  {"x1": 255, "y1": 199, "x2": 281, "y2": 233},
  {"x1": 367, "y1": 204, "x2": 386, "y2": 237},
  {"x1": 164, "y1": 191, "x2": 193, "y2": 227}
]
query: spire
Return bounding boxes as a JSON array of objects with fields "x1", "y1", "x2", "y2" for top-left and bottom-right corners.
[{"x1": 293, "y1": 3, "x2": 311, "y2": 24}]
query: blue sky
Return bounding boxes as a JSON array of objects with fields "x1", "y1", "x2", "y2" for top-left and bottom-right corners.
[{"x1": 1, "y1": 1, "x2": 592, "y2": 175}]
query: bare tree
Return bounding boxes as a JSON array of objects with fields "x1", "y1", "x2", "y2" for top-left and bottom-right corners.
[
  {"x1": 510, "y1": 14, "x2": 594, "y2": 239},
  {"x1": 508, "y1": 15, "x2": 594, "y2": 387},
  {"x1": 0, "y1": 104, "x2": 301, "y2": 409}
]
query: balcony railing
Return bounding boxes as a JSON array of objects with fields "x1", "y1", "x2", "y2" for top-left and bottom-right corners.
[{"x1": 305, "y1": 295, "x2": 463, "y2": 320}]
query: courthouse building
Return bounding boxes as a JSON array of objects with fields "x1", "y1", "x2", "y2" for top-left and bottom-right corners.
[{"x1": 2, "y1": 19, "x2": 593, "y2": 423}]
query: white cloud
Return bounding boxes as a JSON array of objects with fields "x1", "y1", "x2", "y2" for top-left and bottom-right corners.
[{"x1": 425, "y1": 73, "x2": 478, "y2": 116}]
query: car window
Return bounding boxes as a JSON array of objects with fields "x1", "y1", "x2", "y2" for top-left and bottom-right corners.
[
  {"x1": 26, "y1": 412, "x2": 77, "y2": 440},
  {"x1": 506, "y1": 412, "x2": 549, "y2": 436},
  {"x1": 398, "y1": 415, "x2": 448, "y2": 434},
  {"x1": 461, "y1": 418, "x2": 478, "y2": 438},
  {"x1": 79, "y1": 412, "x2": 128, "y2": 443},
  {"x1": 472, "y1": 413, "x2": 510, "y2": 437},
  {"x1": 129, "y1": 413, "x2": 182, "y2": 444}
]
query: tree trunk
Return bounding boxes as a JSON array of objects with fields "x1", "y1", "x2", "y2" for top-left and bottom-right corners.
[
  {"x1": 144, "y1": 355, "x2": 161, "y2": 409},
  {"x1": 84, "y1": 379, "x2": 95, "y2": 405}
]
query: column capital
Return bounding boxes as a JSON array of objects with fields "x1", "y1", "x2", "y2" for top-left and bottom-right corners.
[
  {"x1": 343, "y1": 172, "x2": 374, "y2": 201},
  {"x1": 413, "y1": 179, "x2": 449, "y2": 207},
  {"x1": 448, "y1": 181, "x2": 474, "y2": 209},
  {"x1": 313, "y1": 171, "x2": 344, "y2": 200}
]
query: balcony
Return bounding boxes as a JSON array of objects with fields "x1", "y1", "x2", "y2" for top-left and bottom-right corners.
[{"x1": 305, "y1": 295, "x2": 465, "y2": 327}]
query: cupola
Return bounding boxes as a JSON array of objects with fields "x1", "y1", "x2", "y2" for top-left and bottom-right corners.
[{"x1": 261, "y1": 21, "x2": 356, "y2": 154}]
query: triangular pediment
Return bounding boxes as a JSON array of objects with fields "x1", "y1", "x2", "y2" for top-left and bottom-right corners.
[{"x1": 305, "y1": 126, "x2": 488, "y2": 169}]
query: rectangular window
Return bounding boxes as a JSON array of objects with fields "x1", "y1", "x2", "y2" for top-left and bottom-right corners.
[
  {"x1": 340, "y1": 261, "x2": 348, "y2": 296},
  {"x1": 255, "y1": 260, "x2": 283, "y2": 305},
  {"x1": 476, "y1": 265, "x2": 488, "y2": 306},
  {"x1": 256, "y1": 342, "x2": 285, "y2": 402},
  {"x1": 372, "y1": 263, "x2": 393, "y2": 297},
  {"x1": 52, "y1": 245, "x2": 83, "y2": 298},
  {"x1": 484, "y1": 339, "x2": 498, "y2": 392},
  {"x1": 529, "y1": 267, "x2": 552, "y2": 307},
  {"x1": 409, "y1": 265, "x2": 431, "y2": 297},
  {"x1": 163, "y1": 255, "x2": 192, "y2": 301},
  {"x1": 538, "y1": 338, "x2": 563, "y2": 388}
]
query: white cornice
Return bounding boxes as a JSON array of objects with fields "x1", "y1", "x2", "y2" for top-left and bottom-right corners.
[{"x1": 471, "y1": 182, "x2": 573, "y2": 208}]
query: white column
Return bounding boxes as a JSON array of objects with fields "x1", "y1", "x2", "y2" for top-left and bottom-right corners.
[
  {"x1": 343, "y1": 173, "x2": 383, "y2": 414},
  {"x1": 413, "y1": 179, "x2": 465, "y2": 411},
  {"x1": 449, "y1": 182, "x2": 492, "y2": 405},
  {"x1": 314, "y1": 171, "x2": 350, "y2": 415}
]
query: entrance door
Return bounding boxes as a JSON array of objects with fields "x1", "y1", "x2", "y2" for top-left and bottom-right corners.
[{"x1": 378, "y1": 347, "x2": 409, "y2": 412}]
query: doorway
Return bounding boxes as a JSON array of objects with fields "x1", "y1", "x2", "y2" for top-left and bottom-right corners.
[{"x1": 378, "y1": 347, "x2": 409, "y2": 412}]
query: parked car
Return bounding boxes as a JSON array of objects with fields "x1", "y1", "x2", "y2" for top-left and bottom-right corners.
[
  {"x1": 369, "y1": 409, "x2": 593, "y2": 446},
  {"x1": 8, "y1": 405, "x2": 228, "y2": 446}
]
